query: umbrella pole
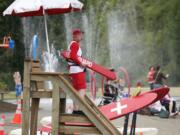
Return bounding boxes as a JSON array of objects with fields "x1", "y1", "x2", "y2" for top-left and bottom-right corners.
[{"x1": 43, "y1": 11, "x2": 51, "y2": 71}]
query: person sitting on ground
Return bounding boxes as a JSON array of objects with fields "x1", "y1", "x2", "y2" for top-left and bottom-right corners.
[
  {"x1": 147, "y1": 66, "x2": 155, "y2": 90},
  {"x1": 160, "y1": 93, "x2": 179, "y2": 117},
  {"x1": 149, "y1": 101, "x2": 169, "y2": 118},
  {"x1": 153, "y1": 65, "x2": 169, "y2": 89}
]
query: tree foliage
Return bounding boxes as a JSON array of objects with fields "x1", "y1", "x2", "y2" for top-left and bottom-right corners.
[
  {"x1": 0, "y1": 0, "x2": 180, "y2": 87},
  {"x1": 0, "y1": 0, "x2": 24, "y2": 90}
]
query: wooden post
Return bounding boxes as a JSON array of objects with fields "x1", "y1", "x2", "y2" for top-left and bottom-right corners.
[
  {"x1": 60, "y1": 98, "x2": 66, "y2": 113},
  {"x1": 30, "y1": 82, "x2": 40, "y2": 135},
  {"x1": 30, "y1": 98, "x2": 40, "y2": 135},
  {"x1": 22, "y1": 59, "x2": 31, "y2": 135},
  {"x1": 52, "y1": 83, "x2": 60, "y2": 135},
  {"x1": 59, "y1": 74, "x2": 69, "y2": 113}
]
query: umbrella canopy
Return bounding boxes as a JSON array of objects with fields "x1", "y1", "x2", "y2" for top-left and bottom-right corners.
[
  {"x1": 3, "y1": 0, "x2": 83, "y2": 64},
  {"x1": 3, "y1": 0, "x2": 83, "y2": 17}
]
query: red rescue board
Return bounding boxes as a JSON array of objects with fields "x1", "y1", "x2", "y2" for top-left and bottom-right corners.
[
  {"x1": 99, "y1": 87, "x2": 169, "y2": 120},
  {"x1": 62, "y1": 93, "x2": 156, "y2": 126},
  {"x1": 38, "y1": 88, "x2": 169, "y2": 129},
  {"x1": 142, "y1": 87, "x2": 169, "y2": 101},
  {"x1": 99, "y1": 93, "x2": 157, "y2": 120},
  {"x1": 60, "y1": 51, "x2": 117, "y2": 80}
]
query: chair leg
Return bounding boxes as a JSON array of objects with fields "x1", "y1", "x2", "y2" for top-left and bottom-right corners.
[{"x1": 123, "y1": 114, "x2": 129, "y2": 135}]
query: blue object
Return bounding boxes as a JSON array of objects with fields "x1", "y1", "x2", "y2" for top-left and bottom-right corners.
[
  {"x1": 32, "y1": 34, "x2": 38, "y2": 60},
  {"x1": 9, "y1": 39, "x2": 15, "y2": 49},
  {"x1": 122, "y1": 92, "x2": 129, "y2": 98},
  {"x1": 15, "y1": 84, "x2": 22, "y2": 97},
  {"x1": 153, "y1": 84, "x2": 163, "y2": 89}
]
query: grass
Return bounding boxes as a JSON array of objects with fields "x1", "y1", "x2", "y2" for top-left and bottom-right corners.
[{"x1": 2, "y1": 91, "x2": 16, "y2": 100}]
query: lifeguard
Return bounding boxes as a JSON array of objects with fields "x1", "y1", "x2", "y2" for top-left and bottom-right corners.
[{"x1": 67, "y1": 29, "x2": 86, "y2": 115}]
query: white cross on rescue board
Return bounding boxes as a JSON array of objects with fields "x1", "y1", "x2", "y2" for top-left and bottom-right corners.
[{"x1": 111, "y1": 102, "x2": 127, "y2": 115}]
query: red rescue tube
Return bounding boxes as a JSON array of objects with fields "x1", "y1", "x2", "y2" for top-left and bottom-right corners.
[{"x1": 61, "y1": 51, "x2": 117, "y2": 80}]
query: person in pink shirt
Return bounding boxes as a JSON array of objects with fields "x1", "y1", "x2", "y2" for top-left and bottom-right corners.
[{"x1": 147, "y1": 66, "x2": 155, "y2": 90}]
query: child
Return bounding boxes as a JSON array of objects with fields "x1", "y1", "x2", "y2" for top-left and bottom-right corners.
[{"x1": 13, "y1": 71, "x2": 22, "y2": 98}]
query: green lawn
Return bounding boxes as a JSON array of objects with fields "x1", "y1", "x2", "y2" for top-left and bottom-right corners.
[{"x1": 2, "y1": 91, "x2": 16, "y2": 100}]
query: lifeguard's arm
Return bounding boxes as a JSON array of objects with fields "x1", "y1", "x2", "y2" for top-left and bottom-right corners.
[{"x1": 69, "y1": 42, "x2": 81, "y2": 65}]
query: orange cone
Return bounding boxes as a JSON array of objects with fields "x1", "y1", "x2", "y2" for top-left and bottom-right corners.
[
  {"x1": 11, "y1": 99, "x2": 22, "y2": 124},
  {"x1": 0, "y1": 115, "x2": 5, "y2": 135}
]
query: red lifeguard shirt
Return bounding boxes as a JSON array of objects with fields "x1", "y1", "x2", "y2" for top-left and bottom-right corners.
[{"x1": 67, "y1": 41, "x2": 84, "y2": 74}]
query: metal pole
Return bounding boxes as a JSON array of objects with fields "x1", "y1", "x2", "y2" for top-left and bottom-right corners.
[
  {"x1": 130, "y1": 112, "x2": 137, "y2": 135},
  {"x1": 123, "y1": 114, "x2": 129, "y2": 135},
  {"x1": 133, "y1": 112, "x2": 137, "y2": 135}
]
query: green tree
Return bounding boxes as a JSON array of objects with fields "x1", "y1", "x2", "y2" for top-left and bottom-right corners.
[{"x1": 0, "y1": 0, "x2": 24, "y2": 90}]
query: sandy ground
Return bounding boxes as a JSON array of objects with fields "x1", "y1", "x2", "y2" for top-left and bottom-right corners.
[{"x1": 1, "y1": 98, "x2": 180, "y2": 135}]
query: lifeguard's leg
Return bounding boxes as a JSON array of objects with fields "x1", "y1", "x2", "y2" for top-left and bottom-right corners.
[{"x1": 73, "y1": 89, "x2": 86, "y2": 110}]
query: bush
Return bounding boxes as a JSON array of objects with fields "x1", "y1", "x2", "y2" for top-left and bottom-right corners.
[
  {"x1": 0, "y1": 72, "x2": 14, "y2": 91},
  {"x1": 0, "y1": 81, "x2": 8, "y2": 91}
]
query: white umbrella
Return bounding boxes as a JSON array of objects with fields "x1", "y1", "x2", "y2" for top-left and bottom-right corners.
[{"x1": 3, "y1": 0, "x2": 83, "y2": 58}]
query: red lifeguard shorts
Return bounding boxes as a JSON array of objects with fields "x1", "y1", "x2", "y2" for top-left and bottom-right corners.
[{"x1": 71, "y1": 72, "x2": 86, "y2": 91}]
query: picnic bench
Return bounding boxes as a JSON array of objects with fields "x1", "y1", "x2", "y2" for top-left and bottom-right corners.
[{"x1": 0, "y1": 91, "x2": 9, "y2": 101}]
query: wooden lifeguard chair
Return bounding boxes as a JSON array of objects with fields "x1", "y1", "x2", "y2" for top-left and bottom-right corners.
[{"x1": 22, "y1": 59, "x2": 122, "y2": 135}]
